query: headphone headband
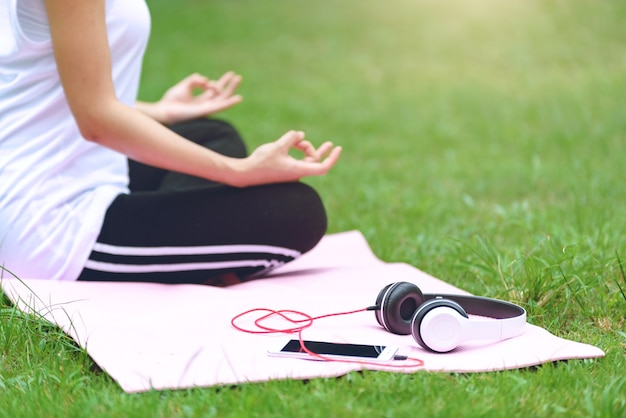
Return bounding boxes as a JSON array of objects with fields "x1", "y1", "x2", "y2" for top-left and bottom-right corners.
[{"x1": 422, "y1": 293, "x2": 526, "y2": 320}]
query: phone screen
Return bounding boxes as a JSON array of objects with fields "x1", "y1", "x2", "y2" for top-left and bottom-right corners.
[{"x1": 279, "y1": 339, "x2": 387, "y2": 358}]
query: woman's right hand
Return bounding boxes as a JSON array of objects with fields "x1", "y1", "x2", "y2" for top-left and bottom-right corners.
[
  {"x1": 149, "y1": 72, "x2": 243, "y2": 125},
  {"x1": 230, "y1": 131, "x2": 342, "y2": 187}
]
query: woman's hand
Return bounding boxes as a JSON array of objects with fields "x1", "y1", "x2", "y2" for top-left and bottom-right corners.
[
  {"x1": 138, "y1": 72, "x2": 243, "y2": 125},
  {"x1": 230, "y1": 131, "x2": 342, "y2": 187}
]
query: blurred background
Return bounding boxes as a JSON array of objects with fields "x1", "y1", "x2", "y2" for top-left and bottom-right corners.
[{"x1": 141, "y1": 0, "x2": 625, "y2": 292}]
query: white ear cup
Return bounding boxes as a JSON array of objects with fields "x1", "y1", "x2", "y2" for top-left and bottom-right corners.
[{"x1": 416, "y1": 306, "x2": 466, "y2": 353}]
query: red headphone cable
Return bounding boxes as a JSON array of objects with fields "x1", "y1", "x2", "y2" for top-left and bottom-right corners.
[{"x1": 231, "y1": 307, "x2": 424, "y2": 368}]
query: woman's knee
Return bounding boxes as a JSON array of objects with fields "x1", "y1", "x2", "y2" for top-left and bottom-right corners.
[{"x1": 272, "y1": 182, "x2": 328, "y2": 254}]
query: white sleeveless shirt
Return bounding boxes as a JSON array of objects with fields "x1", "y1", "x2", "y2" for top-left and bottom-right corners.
[{"x1": 0, "y1": 0, "x2": 151, "y2": 280}]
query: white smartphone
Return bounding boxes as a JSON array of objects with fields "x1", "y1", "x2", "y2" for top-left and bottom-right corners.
[{"x1": 268, "y1": 339, "x2": 398, "y2": 362}]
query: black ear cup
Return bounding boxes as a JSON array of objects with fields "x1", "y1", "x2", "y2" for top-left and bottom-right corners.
[
  {"x1": 374, "y1": 283, "x2": 393, "y2": 328},
  {"x1": 411, "y1": 298, "x2": 468, "y2": 353},
  {"x1": 375, "y1": 282, "x2": 425, "y2": 335}
]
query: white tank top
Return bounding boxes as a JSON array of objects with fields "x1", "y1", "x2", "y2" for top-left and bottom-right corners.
[{"x1": 0, "y1": 0, "x2": 151, "y2": 280}]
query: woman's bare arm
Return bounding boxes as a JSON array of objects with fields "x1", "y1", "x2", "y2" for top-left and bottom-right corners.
[{"x1": 44, "y1": 0, "x2": 340, "y2": 187}]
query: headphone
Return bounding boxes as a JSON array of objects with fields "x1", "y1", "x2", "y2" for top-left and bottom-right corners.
[{"x1": 374, "y1": 282, "x2": 526, "y2": 353}]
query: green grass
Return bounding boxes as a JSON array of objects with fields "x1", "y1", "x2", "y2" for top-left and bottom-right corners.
[{"x1": 2, "y1": 0, "x2": 626, "y2": 416}]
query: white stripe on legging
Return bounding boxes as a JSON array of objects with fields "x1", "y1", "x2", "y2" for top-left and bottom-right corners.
[
  {"x1": 83, "y1": 258, "x2": 288, "y2": 274},
  {"x1": 91, "y1": 242, "x2": 302, "y2": 258}
]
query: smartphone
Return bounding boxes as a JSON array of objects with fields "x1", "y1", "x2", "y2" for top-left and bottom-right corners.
[{"x1": 268, "y1": 339, "x2": 398, "y2": 362}]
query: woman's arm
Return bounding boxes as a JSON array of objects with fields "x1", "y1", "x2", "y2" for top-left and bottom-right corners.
[{"x1": 44, "y1": 0, "x2": 340, "y2": 187}]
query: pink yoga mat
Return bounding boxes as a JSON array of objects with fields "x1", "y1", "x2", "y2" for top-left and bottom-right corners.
[{"x1": 2, "y1": 231, "x2": 604, "y2": 393}]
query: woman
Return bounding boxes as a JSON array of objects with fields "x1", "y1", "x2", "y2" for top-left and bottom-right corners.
[{"x1": 0, "y1": 0, "x2": 341, "y2": 284}]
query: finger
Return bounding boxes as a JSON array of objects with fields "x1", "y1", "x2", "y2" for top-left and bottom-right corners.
[
  {"x1": 296, "y1": 145, "x2": 342, "y2": 176},
  {"x1": 182, "y1": 73, "x2": 211, "y2": 90},
  {"x1": 219, "y1": 74, "x2": 242, "y2": 98},
  {"x1": 315, "y1": 145, "x2": 342, "y2": 172},
  {"x1": 276, "y1": 130, "x2": 305, "y2": 149},
  {"x1": 312, "y1": 141, "x2": 335, "y2": 160},
  {"x1": 203, "y1": 73, "x2": 241, "y2": 100},
  {"x1": 214, "y1": 71, "x2": 236, "y2": 90},
  {"x1": 199, "y1": 74, "x2": 241, "y2": 100},
  {"x1": 293, "y1": 139, "x2": 316, "y2": 156},
  {"x1": 298, "y1": 140, "x2": 334, "y2": 162}
]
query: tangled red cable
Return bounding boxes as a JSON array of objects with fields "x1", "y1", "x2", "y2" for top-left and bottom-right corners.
[{"x1": 231, "y1": 307, "x2": 424, "y2": 368}]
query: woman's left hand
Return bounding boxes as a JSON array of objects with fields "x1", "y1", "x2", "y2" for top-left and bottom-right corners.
[
  {"x1": 142, "y1": 72, "x2": 243, "y2": 125},
  {"x1": 228, "y1": 131, "x2": 342, "y2": 187}
]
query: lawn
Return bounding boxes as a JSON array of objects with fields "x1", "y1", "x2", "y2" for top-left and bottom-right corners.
[{"x1": 1, "y1": 0, "x2": 625, "y2": 416}]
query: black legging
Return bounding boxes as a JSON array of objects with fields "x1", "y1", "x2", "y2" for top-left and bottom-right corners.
[{"x1": 77, "y1": 119, "x2": 328, "y2": 284}]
